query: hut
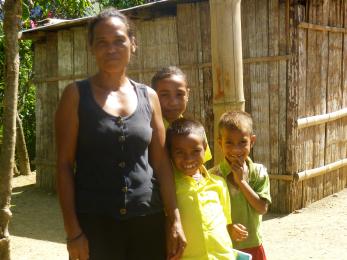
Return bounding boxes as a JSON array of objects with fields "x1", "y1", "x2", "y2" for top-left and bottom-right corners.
[{"x1": 21, "y1": 0, "x2": 347, "y2": 213}]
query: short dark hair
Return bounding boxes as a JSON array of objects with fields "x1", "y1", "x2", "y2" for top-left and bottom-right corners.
[
  {"x1": 151, "y1": 66, "x2": 187, "y2": 90},
  {"x1": 218, "y1": 110, "x2": 253, "y2": 136},
  {"x1": 166, "y1": 118, "x2": 206, "y2": 151},
  {"x1": 87, "y1": 7, "x2": 134, "y2": 45}
]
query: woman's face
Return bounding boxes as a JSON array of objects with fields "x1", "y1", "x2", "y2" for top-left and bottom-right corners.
[{"x1": 91, "y1": 17, "x2": 135, "y2": 74}]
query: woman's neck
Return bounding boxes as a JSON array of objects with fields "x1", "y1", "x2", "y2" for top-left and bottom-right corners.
[{"x1": 93, "y1": 71, "x2": 128, "y2": 91}]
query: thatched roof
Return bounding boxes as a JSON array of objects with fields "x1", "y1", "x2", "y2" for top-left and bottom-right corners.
[{"x1": 20, "y1": 0, "x2": 206, "y2": 40}]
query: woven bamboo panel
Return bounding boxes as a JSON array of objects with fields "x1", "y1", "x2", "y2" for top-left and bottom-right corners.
[{"x1": 29, "y1": 0, "x2": 347, "y2": 213}]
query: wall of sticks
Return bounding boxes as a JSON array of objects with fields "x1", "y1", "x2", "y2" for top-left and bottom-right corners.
[{"x1": 28, "y1": 0, "x2": 347, "y2": 212}]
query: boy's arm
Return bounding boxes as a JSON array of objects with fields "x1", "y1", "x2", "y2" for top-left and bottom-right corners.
[
  {"x1": 233, "y1": 178, "x2": 268, "y2": 214},
  {"x1": 228, "y1": 158, "x2": 269, "y2": 215}
]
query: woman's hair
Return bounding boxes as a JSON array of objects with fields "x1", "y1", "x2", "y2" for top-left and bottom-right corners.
[
  {"x1": 151, "y1": 66, "x2": 187, "y2": 90},
  {"x1": 87, "y1": 7, "x2": 134, "y2": 45},
  {"x1": 166, "y1": 118, "x2": 207, "y2": 151},
  {"x1": 218, "y1": 110, "x2": 253, "y2": 136}
]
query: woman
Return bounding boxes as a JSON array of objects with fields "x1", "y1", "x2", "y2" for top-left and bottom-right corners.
[{"x1": 55, "y1": 8, "x2": 186, "y2": 260}]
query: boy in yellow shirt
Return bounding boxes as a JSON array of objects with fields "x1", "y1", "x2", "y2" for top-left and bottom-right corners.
[
  {"x1": 166, "y1": 118, "x2": 234, "y2": 260},
  {"x1": 151, "y1": 66, "x2": 212, "y2": 163}
]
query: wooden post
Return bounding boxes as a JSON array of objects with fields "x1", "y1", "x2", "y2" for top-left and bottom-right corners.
[{"x1": 210, "y1": 0, "x2": 244, "y2": 162}]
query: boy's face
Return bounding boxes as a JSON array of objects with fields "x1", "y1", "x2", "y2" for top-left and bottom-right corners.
[
  {"x1": 218, "y1": 128, "x2": 256, "y2": 164},
  {"x1": 155, "y1": 75, "x2": 189, "y2": 123},
  {"x1": 170, "y1": 133, "x2": 205, "y2": 176}
]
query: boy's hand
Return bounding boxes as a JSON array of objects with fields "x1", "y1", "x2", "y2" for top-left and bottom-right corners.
[
  {"x1": 228, "y1": 156, "x2": 246, "y2": 185},
  {"x1": 230, "y1": 223, "x2": 248, "y2": 242}
]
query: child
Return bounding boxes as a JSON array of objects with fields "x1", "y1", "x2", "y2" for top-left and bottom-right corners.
[
  {"x1": 166, "y1": 118, "x2": 235, "y2": 260},
  {"x1": 209, "y1": 111, "x2": 271, "y2": 260},
  {"x1": 152, "y1": 66, "x2": 212, "y2": 163}
]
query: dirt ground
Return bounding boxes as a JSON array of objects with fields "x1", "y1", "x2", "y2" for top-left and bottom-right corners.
[{"x1": 9, "y1": 173, "x2": 347, "y2": 260}]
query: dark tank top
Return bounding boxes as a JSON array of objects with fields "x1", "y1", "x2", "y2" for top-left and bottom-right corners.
[{"x1": 75, "y1": 79, "x2": 163, "y2": 220}]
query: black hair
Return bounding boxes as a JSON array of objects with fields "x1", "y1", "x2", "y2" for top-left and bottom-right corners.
[
  {"x1": 166, "y1": 118, "x2": 207, "y2": 151},
  {"x1": 87, "y1": 7, "x2": 134, "y2": 45},
  {"x1": 151, "y1": 66, "x2": 187, "y2": 90},
  {"x1": 218, "y1": 110, "x2": 253, "y2": 136}
]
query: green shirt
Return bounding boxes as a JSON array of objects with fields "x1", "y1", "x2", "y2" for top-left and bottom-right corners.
[
  {"x1": 174, "y1": 166, "x2": 235, "y2": 260},
  {"x1": 164, "y1": 117, "x2": 212, "y2": 163},
  {"x1": 209, "y1": 158, "x2": 271, "y2": 249}
]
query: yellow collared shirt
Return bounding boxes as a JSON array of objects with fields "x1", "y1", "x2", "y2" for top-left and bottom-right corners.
[{"x1": 175, "y1": 166, "x2": 235, "y2": 260}]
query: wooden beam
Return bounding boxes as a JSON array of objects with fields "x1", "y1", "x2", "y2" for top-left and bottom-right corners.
[
  {"x1": 298, "y1": 22, "x2": 347, "y2": 34},
  {"x1": 243, "y1": 55, "x2": 291, "y2": 64},
  {"x1": 297, "y1": 107, "x2": 347, "y2": 129},
  {"x1": 210, "y1": 0, "x2": 244, "y2": 162},
  {"x1": 294, "y1": 158, "x2": 347, "y2": 182},
  {"x1": 32, "y1": 74, "x2": 88, "y2": 84},
  {"x1": 269, "y1": 174, "x2": 294, "y2": 181}
]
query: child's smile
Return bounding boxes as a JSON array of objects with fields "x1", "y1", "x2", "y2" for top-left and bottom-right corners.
[
  {"x1": 218, "y1": 128, "x2": 256, "y2": 163},
  {"x1": 156, "y1": 75, "x2": 189, "y2": 123},
  {"x1": 170, "y1": 133, "x2": 205, "y2": 176}
]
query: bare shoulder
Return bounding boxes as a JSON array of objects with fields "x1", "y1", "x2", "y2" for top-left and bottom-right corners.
[
  {"x1": 146, "y1": 85, "x2": 158, "y2": 99},
  {"x1": 145, "y1": 85, "x2": 159, "y2": 110},
  {"x1": 60, "y1": 82, "x2": 79, "y2": 102},
  {"x1": 56, "y1": 82, "x2": 80, "y2": 121}
]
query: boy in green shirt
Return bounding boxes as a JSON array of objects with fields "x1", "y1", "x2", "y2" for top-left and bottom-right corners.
[
  {"x1": 151, "y1": 66, "x2": 212, "y2": 162},
  {"x1": 166, "y1": 118, "x2": 234, "y2": 260},
  {"x1": 209, "y1": 111, "x2": 271, "y2": 260}
]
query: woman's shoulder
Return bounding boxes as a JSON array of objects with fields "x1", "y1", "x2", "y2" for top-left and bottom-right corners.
[{"x1": 60, "y1": 82, "x2": 80, "y2": 103}]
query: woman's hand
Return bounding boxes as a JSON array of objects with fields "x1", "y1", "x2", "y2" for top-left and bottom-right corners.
[
  {"x1": 166, "y1": 214, "x2": 187, "y2": 260},
  {"x1": 67, "y1": 233, "x2": 89, "y2": 260}
]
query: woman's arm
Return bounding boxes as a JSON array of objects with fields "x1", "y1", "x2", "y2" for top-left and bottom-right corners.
[
  {"x1": 147, "y1": 87, "x2": 187, "y2": 260},
  {"x1": 55, "y1": 83, "x2": 89, "y2": 260}
]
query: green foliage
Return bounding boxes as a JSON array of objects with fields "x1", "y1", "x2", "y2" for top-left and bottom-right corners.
[{"x1": 98, "y1": 0, "x2": 145, "y2": 9}]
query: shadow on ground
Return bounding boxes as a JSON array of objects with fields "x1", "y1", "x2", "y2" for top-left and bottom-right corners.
[
  {"x1": 10, "y1": 183, "x2": 65, "y2": 244},
  {"x1": 263, "y1": 213, "x2": 286, "y2": 221}
]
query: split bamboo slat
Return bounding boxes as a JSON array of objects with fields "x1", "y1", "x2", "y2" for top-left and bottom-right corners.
[
  {"x1": 296, "y1": 4, "x2": 306, "y2": 210},
  {"x1": 298, "y1": 22, "x2": 347, "y2": 33},
  {"x1": 286, "y1": 3, "x2": 302, "y2": 213},
  {"x1": 295, "y1": 158, "x2": 347, "y2": 182},
  {"x1": 276, "y1": 0, "x2": 288, "y2": 212},
  {"x1": 268, "y1": 0, "x2": 280, "y2": 212},
  {"x1": 303, "y1": 0, "x2": 319, "y2": 207},
  {"x1": 316, "y1": 0, "x2": 329, "y2": 201},
  {"x1": 34, "y1": 41, "x2": 47, "y2": 189},
  {"x1": 199, "y1": 1, "x2": 214, "y2": 166},
  {"x1": 241, "y1": 0, "x2": 251, "y2": 115},
  {"x1": 342, "y1": 2, "x2": 347, "y2": 189},
  {"x1": 297, "y1": 108, "x2": 347, "y2": 129},
  {"x1": 325, "y1": 0, "x2": 344, "y2": 196},
  {"x1": 37, "y1": 32, "x2": 59, "y2": 191},
  {"x1": 249, "y1": 0, "x2": 270, "y2": 171},
  {"x1": 73, "y1": 27, "x2": 88, "y2": 80},
  {"x1": 177, "y1": 4, "x2": 201, "y2": 125}
]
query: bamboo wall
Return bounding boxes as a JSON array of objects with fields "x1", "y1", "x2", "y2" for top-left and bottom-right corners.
[
  {"x1": 287, "y1": 0, "x2": 347, "y2": 212},
  {"x1": 31, "y1": 0, "x2": 347, "y2": 212},
  {"x1": 241, "y1": 0, "x2": 290, "y2": 212}
]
